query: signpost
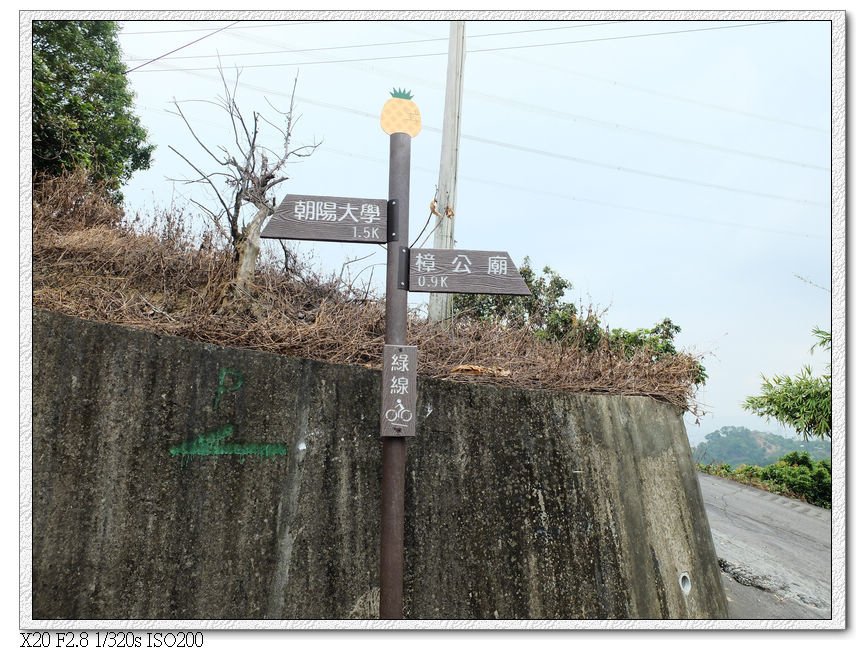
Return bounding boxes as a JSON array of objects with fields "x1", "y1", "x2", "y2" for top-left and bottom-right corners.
[
  {"x1": 261, "y1": 89, "x2": 529, "y2": 620},
  {"x1": 409, "y1": 249, "x2": 530, "y2": 295},
  {"x1": 261, "y1": 194, "x2": 389, "y2": 244}
]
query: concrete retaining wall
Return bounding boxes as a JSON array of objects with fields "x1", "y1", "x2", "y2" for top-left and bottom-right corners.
[{"x1": 31, "y1": 310, "x2": 728, "y2": 620}]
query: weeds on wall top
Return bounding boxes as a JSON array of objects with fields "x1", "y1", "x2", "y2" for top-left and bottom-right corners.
[{"x1": 33, "y1": 170, "x2": 708, "y2": 416}]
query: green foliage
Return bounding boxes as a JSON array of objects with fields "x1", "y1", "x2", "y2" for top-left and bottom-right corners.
[
  {"x1": 32, "y1": 20, "x2": 154, "y2": 200},
  {"x1": 698, "y1": 450, "x2": 831, "y2": 508},
  {"x1": 453, "y1": 258, "x2": 574, "y2": 335},
  {"x1": 778, "y1": 450, "x2": 813, "y2": 469},
  {"x1": 608, "y1": 317, "x2": 707, "y2": 384},
  {"x1": 743, "y1": 327, "x2": 831, "y2": 440},
  {"x1": 610, "y1": 319, "x2": 679, "y2": 357},
  {"x1": 453, "y1": 258, "x2": 706, "y2": 386},
  {"x1": 691, "y1": 425, "x2": 831, "y2": 467},
  {"x1": 811, "y1": 327, "x2": 831, "y2": 353}
]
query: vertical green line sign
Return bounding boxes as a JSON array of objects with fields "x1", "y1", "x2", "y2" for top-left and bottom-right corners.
[{"x1": 380, "y1": 344, "x2": 417, "y2": 437}]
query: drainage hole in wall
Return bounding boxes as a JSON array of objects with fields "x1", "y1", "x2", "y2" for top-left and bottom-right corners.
[{"x1": 679, "y1": 572, "x2": 692, "y2": 595}]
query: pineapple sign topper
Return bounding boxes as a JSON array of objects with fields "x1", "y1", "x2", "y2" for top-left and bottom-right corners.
[{"x1": 380, "y1": 88, "x2": 422, "y2": 137}]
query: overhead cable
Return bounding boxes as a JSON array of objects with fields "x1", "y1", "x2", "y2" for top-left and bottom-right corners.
[
  {"x1": 128, "y1": 21, "x2": 785, "y2": 73},
  {"x1": 125, "y1": 21, "x2": 241, "y2": 73}
]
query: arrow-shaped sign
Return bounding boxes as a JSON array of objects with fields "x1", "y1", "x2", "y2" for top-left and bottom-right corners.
[
  {"x1": 408, "y1": 249, "x2": 530, "y2": 295},
  {"x1": 261, "y1": 194, "x2": 390, "y2": 244}
]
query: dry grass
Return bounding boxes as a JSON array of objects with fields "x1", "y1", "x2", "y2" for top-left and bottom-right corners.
[{"x1": 32, "y1": 172, "x2": 705, "y2": 415}]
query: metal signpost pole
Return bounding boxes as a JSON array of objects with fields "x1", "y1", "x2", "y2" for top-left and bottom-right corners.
[
  {"x1": 261, "y1": 89, "x2": 526, "y2": 620},
  {"x1": 380, "y1": 131, "x2": 411, "y2": 620}
]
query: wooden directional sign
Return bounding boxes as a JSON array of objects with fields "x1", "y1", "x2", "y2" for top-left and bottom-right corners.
[
  {"x1": 380, "y1": 344, "x2": 417, "y2": 437},
  {"x1": 408, "y1": 249, "x2": 530, "y2": 295},
  {"x1": 261, "y1": 193, "x2": 389, "y2": 244}
]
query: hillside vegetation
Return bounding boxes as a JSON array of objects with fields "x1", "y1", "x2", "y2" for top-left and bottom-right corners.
[
  {"x1": 692, "y1": 426, "x2": 832, "y2": 508},
  {"x1": 32, "y1": 171, "x2": 707, "y2": 414},
  {"x1": 691, "y1": 426, "x2": 830, "y2": 466}
]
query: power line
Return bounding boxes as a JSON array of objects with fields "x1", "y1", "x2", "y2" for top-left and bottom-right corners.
[
  {"x1": 129, "y1": 21, "x2": 786, "y2": 73},
  {"x1": 270, "y1": 90, "x2": 828, "y2": 207},
  {"x1": 467, "y1": 89, "x2": 828, "y2": 172},
  {"x1": 126, "y1": 48, "x2": 433, "y2": 72},
  {"x1": 208, "y1": 24, "x2": 826, "y2": 170},
  {"x1": 134, "y1": 95, "x2": 825, "y2": 240},
  {"x1": 147, "y1": 65, "x2": 829, "y2": 208},
  {"x1": 125, "y1": 20, "x2": 827, "y2": 135},
  {"x1": 125, "y1": 39, "x2": 441, "y2": 63},
  {"x1": 120, "y1": 21, "x2": 319, "y2": 35},
  {"x1": 125, "y1": 22, "x2": 241, "y2": 74},
  {"x1": 138, "y1": 113, "x2": 824, "y2": 241},
  {"x1": 128, "y1": 21, "x2": 827, "y2": 146},
  {"x1": 462, "y1": 174, "x2": 827, "y2": 239},
  {"x1": 318, "y1": 146, "x2": 825, "y2": 239},
  {"x1": 471, "y1": 20, "x2": 631, "y2": 38},
  {"x1": 399, "y1": 21, "x2": 830, "y2": 135},
  {"x1": 460, "y1": 132, "x2": 827, "y2": 207},
  {"x1": 123, "y1": 21, "x2": 629, "y2": 62},
  {"x1": 470, "y1": 20, "x2": 786, "y2": 54},
  {"x1": 494, "y1": 51, "x2": 830, "y2": 135}
]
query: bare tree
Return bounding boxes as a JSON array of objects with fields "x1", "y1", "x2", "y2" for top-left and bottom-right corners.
[{"x1": 169, "y1": 68, "x2": 318, "y2": 304}]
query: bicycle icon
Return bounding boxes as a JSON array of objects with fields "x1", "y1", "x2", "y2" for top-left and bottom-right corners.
[{"x1": 384, "y1": 399, "x2": 413, "y2": 424}]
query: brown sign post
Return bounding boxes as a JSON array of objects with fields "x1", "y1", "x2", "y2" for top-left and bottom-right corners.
[{"x1": 261, "y1": 89, "x2": 530, "y2": 620}]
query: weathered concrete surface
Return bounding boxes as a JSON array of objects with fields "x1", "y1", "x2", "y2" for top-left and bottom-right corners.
[{"x1": 32, "y1": 310, "x2": 728, "y2": 620}]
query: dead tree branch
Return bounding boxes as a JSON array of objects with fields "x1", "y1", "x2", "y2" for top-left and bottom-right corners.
[{"x1": 170, "y1": 67, "x2": 320, "y2": 307}]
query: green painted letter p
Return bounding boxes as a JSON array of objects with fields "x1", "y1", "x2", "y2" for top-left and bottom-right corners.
[{"x1": 213, "y1": 368, "x2": 244, "y2": 409}]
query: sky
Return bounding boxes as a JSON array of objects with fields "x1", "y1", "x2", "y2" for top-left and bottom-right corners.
[{"x1": 111, "y1": 15, "x2": 835, "y2": 443}]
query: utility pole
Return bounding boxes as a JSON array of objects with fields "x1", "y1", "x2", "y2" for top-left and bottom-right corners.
[{"x1": 428, "y1": 20, "x2": 466, "y2": 325}]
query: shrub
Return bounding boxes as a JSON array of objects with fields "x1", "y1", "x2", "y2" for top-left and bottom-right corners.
[{"x1": 697, "y1": 451, "x2": 830, "y2": 508}]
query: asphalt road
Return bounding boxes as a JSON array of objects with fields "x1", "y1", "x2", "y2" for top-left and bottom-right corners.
[{"x1": 698, "y1": 474, "x2": 832, "y2": 620}]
